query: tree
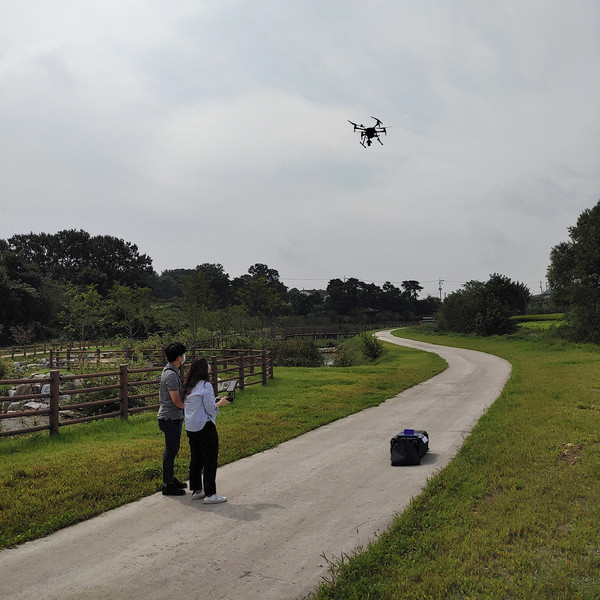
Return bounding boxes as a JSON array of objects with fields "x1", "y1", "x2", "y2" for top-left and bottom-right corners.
[
  {"x1": 548, "y1": 199, "x2": 600, "y2": 342},
  {"x1": 180, "y1": 269, "x2": 214, "y2": 339},
  {"x1": 232, "y1": 264, "x2": 287, "y2": 320},
  {"x1": 107, "y1": 284, "x2": 152, "y2": 339},
  {"x1": 60, "y1": 285, "x2": 106, "y2": 341},
  {"x1": 6, "y1": 230, "x2": 153, "y2": 294},
  {"x1": 401, "y1": 280, "x2": 423, "y2": 301},
  {"x1": 234, "y1": 276, "x2": 286, "y2": 319},
  {"x1": 437, "y1": 274, "x2": 529, "y2": 336},
  {"x1": 0, "y1": 247, "x2": 50, "y2": 343}
]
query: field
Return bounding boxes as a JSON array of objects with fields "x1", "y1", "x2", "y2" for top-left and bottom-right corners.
[{"x1": 308, "y1": 323, "x2": 600, "y2": 600}]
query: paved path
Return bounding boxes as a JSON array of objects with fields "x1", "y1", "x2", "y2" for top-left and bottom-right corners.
[{"x1": 0, "y1": 331, "x2": 511, "y2": 600}]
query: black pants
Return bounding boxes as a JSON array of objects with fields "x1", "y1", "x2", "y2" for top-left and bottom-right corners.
[
  {"x1": 158, "y1": 418, "x2": 183, "y2": 485},
  {"x1": 187, "y1": 421, "x2": 219, "y2": 496}
]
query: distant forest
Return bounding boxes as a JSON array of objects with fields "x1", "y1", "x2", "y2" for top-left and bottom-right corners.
[{"x1": 0, "y1": 230, "x2": 441, "y2": 345}]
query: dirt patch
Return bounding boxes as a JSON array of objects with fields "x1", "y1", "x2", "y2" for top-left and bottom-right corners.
[{"x1": 558, "y1": 442, "x2": 583, "y2": 464}]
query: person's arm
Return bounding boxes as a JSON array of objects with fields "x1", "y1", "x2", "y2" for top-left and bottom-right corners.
[
  {"x1": 201, "y1": 383, "x2": 229, "y2": 415},
  {"x1": 169, "y1": 389, "x2": 185, "y2": 409},
  {"x1": 215, "y1": 396, "x2": 229, "y2": 408}
]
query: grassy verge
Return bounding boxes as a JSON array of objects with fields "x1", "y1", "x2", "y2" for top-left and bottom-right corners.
[
  {"x1": 0, "y1": 341, "x2": 445, "y2": 548},
  {"x1": 308, "y1": 326, "x2": 600, "y2": 600}
]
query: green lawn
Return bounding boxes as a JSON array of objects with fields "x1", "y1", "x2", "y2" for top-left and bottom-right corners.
[
  {"x1": 308, "y1": 326, "x2": 600, "y2": 600},
  {"x1": 0, "y1": 341, "x2": 445, "y2": 548}
]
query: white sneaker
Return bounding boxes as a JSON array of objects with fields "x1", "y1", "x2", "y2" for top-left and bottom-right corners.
[
  {"x1": 191, "y1": 490, "x2": 206, "y2": 500},
  {"x1": 203, "y1": 494, "x2": 227, "y2": 504}
]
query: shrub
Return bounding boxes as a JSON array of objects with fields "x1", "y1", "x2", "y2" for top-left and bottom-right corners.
[
  {"x1": 0, "y1": 358, "x2": 13, "y2": 380},
  {"x1": 437, "y1": 275, "x2": 524, "y2": 336},
  {"x1": 359, "y1": 332, "x2": 384, "y2": 360},
  {"x1": 333, "y1": 347, "x2": 354, "y2": 367},
  {"x1": 271, "y1": 339, "x2": 324, "y2": 367}
]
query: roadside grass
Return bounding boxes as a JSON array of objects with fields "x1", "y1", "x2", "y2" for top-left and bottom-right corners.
[
  {"x1": 0, "y1": 341, "x2": 445, "y2": 548},
  {"x1": 308, "y1": 326, "x2": 600, "y2": 600},
  {"x1": 511, "y1": 313, "x2": 564, "y2": 322}
]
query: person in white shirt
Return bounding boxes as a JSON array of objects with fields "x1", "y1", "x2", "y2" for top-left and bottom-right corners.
[{"x1": 181, "y1": 357, "x2": 230, "y2": 504}]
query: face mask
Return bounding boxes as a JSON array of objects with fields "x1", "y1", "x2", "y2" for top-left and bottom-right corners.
[{"x1": 181, "y1": 354, "x2": 186, "y2": 364}]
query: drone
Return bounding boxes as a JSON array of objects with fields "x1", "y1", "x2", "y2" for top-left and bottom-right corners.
[{"x1": 348, "y1": 116, "x2": 388, "y2": 147}]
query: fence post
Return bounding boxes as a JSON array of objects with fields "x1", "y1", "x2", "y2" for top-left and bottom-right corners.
[
  {"x1": 96, "y1": 347, "x2": 101, "y2": 364},
  {"x1": 66, "y1": 348, "x2": 71, "y2": 371},
  {"x1": 262, "y1": 349, "x2": 267, "y2": 385},
  {"x1": 49, "y1": 370, "x2": 60, "y2": 436},
  {"x1": 238, "y1": 354, "x2": 245, "y2": 391},
  {"x1": 119, "y1": 364, "x2": 129, "y2": 420},
  {"x1": 211, "y1": 356, "x2": 218, "y2": 395},
  {"x1": 268, "y1": 348, "x2": 274, "y2": 379}
]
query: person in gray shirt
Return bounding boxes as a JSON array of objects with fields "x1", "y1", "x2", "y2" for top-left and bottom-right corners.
[{"x1": 158, "y1": 342, "x2": 187, "y2": 495}]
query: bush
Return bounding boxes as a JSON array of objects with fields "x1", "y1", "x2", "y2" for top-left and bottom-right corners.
[
  {"x1": 333, "y1": 334, "x2": 385, "y2": 367},
  {"x1": 437, "y1": 275, "x2": 525, "y2": 336},
  {"x1": 227, "y1": 335, "x2": 256, "y2": 349},
  {"x1": 271, "y1": 339, "x2": 324, "y2": 367},
  {"x1": 0, "y1": 358, "x2": 13, "y2": 380},
  {"x1": 359, "y1": 332, "x2": 384, "y2": 360},
  {"x1": 333, "y1": 347, "x2": 354, "y2": 367}
]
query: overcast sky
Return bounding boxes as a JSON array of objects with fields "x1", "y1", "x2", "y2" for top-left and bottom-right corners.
[{"x1": 2, "y1": 1, "x2": 599, "y2": 298}]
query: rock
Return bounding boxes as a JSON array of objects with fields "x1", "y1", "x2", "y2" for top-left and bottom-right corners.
[
  {"x1": 23, "y1": 401, "x2": 48, "y2": 411},
  {"x1": 14, "y1": 383, "x2": 37, "y2": 397}
]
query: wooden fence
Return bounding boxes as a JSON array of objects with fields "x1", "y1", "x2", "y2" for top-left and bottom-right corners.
[
  {"x1": 0, "y1": 349, "x2": 273, "y2": 438},
  {"x1": 0, "y1": 334, "x2": 235, "y2": 361},
  {"x1": 46, "y1": 346, "x2": 269, "y2": 370}
]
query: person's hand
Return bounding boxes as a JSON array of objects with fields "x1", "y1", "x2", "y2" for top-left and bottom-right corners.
[{"x1": 216, "y1": 396, "x2": 230, "y2": 407}]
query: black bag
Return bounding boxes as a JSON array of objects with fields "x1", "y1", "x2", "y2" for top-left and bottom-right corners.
[{"x1": 390, "y1": 429, "x2": 429, "y2": 466}]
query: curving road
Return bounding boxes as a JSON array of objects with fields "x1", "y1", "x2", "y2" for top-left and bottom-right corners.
[{"x1": 0, "y1": 331, "x2": 511, "y2": 600}]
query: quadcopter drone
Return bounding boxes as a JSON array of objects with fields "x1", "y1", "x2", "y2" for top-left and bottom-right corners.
[{"x1": 348, "y1": 116, "x2": 387, "y2": 147}]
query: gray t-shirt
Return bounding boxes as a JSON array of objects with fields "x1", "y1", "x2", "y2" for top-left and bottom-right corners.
[{"x1": 157, "y1": 363, "x2": 183, "y2": 420}]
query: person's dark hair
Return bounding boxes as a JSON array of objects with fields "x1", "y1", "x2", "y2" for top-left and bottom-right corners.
[
  {"x1": 165, "y1": 342, "x2": 187, "y2": 363},
  {"x1": 181, "y1": 357, "x2": 210, "y2": 401}
]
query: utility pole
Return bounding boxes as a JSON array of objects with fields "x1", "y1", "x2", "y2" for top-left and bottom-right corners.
[{"x1": 438, "y1": 278, "x2": 444, "y2": 300}]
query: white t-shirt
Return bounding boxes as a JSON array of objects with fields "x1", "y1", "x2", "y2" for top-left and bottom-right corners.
[{"x1": 184, "y1": 380, "x2": 218, "y2": 432}]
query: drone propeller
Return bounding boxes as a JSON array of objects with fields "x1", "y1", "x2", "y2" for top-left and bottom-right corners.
[{"x1": 348, "y1": 120, "x2": 366, "y2": 131}]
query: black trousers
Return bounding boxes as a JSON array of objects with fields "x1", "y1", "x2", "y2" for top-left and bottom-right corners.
[
  {"x1": 186, "y1": 421, "x2": 219, "y2": 496},
  {"x1": 158, "y1": 418, "x2": 182, "y2": 485}
]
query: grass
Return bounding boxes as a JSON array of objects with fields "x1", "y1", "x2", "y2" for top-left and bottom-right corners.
[
  {"x1": 307, "y1": 325, "x2": 600, "y2": 600},
  {"x1": 0, "y1": 340, "x2": 445, "y2": 548}
]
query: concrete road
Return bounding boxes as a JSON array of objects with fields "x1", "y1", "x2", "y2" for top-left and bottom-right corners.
[{"x1": 0, "y1": 331, "x2": 511, "y2": 600}]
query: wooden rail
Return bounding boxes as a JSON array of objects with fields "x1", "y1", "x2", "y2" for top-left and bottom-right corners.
[{"x1": 0, "y1": 349, "x2": 273, "y2": 438}]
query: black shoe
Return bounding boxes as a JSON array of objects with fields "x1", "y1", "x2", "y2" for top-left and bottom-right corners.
[
  {"x1": 162, "y1": 483, "x2": 186, "y2": 496},
  {"x1": 172, "y1": 477, "x2": 188, "y2": 489}
]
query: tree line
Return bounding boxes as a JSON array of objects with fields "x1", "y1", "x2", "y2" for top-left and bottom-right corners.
[
  {"x1": 0, "y1": 230, "x2": 440, "y2": 345},
  {"x1": 4, "y1": 197, "x2": 598, "y2": 346}
]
